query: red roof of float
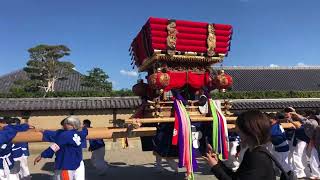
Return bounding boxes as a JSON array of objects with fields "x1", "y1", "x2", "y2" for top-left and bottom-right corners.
[{"x1": 130, "y1": 17, "x2": 233, "y2": 68}]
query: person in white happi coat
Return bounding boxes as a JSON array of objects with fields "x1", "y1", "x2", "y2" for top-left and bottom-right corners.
[
  {"x1": 291, "y1": 119, "x2": 320, "y2": 179},
  {"x1": 222, "y1": 132, "x2": 241, "y2": 172}
]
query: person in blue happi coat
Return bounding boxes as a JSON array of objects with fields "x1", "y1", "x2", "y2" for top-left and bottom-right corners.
[
  {"x1": 83, "y1": 119, "x2": 108, "y2": 176},
  {"x1": 34, "y1": 116, "x2": 88, "y2": 180},
  {"x1": 266, "y1": 113, "x2": 292, "y2": 175},
  {"x1": 8, "y1": 118, "x2": 31, "y2": 180},
  {"x1": 0, "y1": 118, "x2": 30, "y2": 180}
]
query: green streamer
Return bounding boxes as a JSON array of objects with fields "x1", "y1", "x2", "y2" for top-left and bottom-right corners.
[{"x1": 209, "y1": 99, "x2": 219, "y2": 153}]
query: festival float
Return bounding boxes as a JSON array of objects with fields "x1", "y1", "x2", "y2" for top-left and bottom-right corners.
[
  {"x1": 128, "y1": 17, "x2": 234, "y2": 179},
  {"x1": 127, "y1": 17, "x2": 297, "y2": 179}
]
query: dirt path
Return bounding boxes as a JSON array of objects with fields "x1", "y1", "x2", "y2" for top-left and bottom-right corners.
[{"x1": 28, "y1": 139, "x2": 216, "y2": 180}]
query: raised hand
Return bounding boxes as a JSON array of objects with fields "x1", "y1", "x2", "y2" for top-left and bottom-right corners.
[{"x1": 204, "y1": 144, "x2": 219, "y2": 167}]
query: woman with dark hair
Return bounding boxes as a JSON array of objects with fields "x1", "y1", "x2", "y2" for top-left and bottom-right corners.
[{"x1": 205, "y1": 110, "x2": 276, "y2": 180}]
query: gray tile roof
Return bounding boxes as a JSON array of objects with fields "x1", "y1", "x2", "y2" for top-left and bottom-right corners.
[
  {"x1": 0, "y1": 70, "x2": 27, "y2": 93},
  {"x1": 0, "y1": 97, "x2": 319, "y2": 112},
  {"x1": 214, "y1": 66, "x2": 320, "y2": 91},
  {"x1": 230, "y1": 98, "x2": 320, "y2": 111},
  {"x1": 0, "y1": 97, "x2": 142, "y2": 111},
  {"x1": 0, "y1": 69, "x2": 101, "y2": 93}
]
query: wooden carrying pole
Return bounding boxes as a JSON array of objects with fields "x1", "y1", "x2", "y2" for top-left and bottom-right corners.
[
  {"x1": 128, "y1": 116, "x2": 237, "y2": 123},
  {"x1": 11, "y1": 127, "x2": 156, "y2": 143},
  {"x1": 4, "y1": 116, "x2": 300, "y2": 143},
  {"x1": 127, "y1": 117, "x2": 300, "y2": 129}
]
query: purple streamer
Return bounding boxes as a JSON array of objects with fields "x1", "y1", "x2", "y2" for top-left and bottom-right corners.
[
  {"x1": 191, "y1": 144, "x2": 199, "y2": 171},
  {"x1": 174, "y1": 100, "x2": 185, "y2": 168}
]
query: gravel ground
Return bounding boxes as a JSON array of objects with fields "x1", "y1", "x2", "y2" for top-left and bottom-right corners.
[{"x1": 28, "y1": 139, "x2": 217, "y2": 180}]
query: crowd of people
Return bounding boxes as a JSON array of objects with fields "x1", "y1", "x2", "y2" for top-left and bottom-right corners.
[
  {"x1": 207, "y1": 107, "x2": 320, "y2": 180},
  {"x1": 1, "y1": 107, "x2": 320, "y2": 180},
  {"x1": 0, "y1": 117, "x2": 108, "y2": 180}
]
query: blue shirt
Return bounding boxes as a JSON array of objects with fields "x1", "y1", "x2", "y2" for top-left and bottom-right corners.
[
  {"x1": 43, "y1": 128, "x2": 87, "y2": 148},
  {"x1": 89, "y1": 139, "x2": 105, "y2": 151},
  {"x1": 12, "y1": 143, "x2": 29, "y2": 159},
  {"x1": 41, "y1": 128, "x2": 88, "y2": 170},
  {"x1": 228, "y1": 132, "x2": 240, "y2": 142},
  {"x1": 271, "y1": 123, "x2": 289, "y2": 152},
  {"x1": 0, "y1": 124, "x2": 29, "y2": 169},
  {"x1": 293, "y1": 126, "x2": 310, "y2": 146}
]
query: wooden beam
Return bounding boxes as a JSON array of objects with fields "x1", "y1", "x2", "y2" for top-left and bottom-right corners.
[
  {"x1": 3, "y1": 118, "x2": 301, "y2": 143},
  {"x1": 12, "y1": 127, "x2": 156, "y2": 143},
  {"x1": 127, "y1": 116, "x2": 237, "y2": 123},
  {"x1": 127, "y1": 118, "x2": 300, "y2": 130}
]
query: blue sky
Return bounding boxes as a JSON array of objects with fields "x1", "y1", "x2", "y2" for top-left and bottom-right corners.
[{"x1": 1, "y1": 0, "x2": 320, "y2": 89}]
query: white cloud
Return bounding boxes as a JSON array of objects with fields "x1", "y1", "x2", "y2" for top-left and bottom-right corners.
[
  {"x1": 269, "y1": 64, "x2": 279, "y2": 67},
  {"x1": 120, "y1": 70, "x2": 138, "y2": 77},
  {"x1": 296, "y1": 62, "x2": 307, "y2": 67}
]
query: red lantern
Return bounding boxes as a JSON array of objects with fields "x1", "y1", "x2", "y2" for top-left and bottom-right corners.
[
  {"x1": 132, "y1": 80, "x2": 149, "y2": 97},
  {"x1": 213, "y1": 70, "x2": 233, "y2": 90},
  {"x1": 148, "y1": 72, "x2": 170, "y2": 90}
]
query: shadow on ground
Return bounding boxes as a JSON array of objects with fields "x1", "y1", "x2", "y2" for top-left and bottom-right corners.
[{"x1": 31, "y1": 158, "x2": 213, "y2": 180}]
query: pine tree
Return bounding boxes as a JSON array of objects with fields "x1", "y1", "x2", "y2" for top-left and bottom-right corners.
[{"x1": 22, "y1": 44, "x2": 74, "y2": 94}]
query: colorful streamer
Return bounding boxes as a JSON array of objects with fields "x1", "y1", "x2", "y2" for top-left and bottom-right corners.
[
  {"x1": 209, "y1": 100, "x2": 219, "y2": 153},
  {"x1": 172, "y1": 97, "x2": 229, "y2": 179},
  {"x1": 209, "y1": 99, "x2": 229, "y2": 160},
  {"x1": 172, "y1": 99, "x2": 197, "y2": 180}
]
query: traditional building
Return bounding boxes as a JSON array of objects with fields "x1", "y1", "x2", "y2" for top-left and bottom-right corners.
[{"x1": 214, "y1": 66, "x2": 320, "y2": 91}]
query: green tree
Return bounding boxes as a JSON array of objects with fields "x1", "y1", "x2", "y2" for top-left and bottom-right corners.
[
  {"x1": 22, "y1": 44, "x2": 74, "y2": 94},
  {"x1": 81, "y1": 67, "x2": 112, "y2": 92}
]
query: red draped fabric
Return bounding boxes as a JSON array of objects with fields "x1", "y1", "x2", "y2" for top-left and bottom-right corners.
[
  {"x1": 165, "y1": 71, "x2": 186, "y2": 90},
  {"x1": 164, "y1": 71, "x2": 211, "y2": 91},
  {"x1": 152, "y1": 43, "x2": 229, "y2": 54},
  {"x1": 149, "y1": 24, "x2": 232, "y2": 36},
  {"x1": 148, "y1": 17, "x2": 168, "y2": 24},
  {"x1": 151, "y1": 30, "x2": 230, "y2": 42},
  {"x1": 130, "y1": 17, "x2": 233, "y2": 65},
  {"x1": 148, "y1": 17, "x2": 232, "y2": 30},
  {"x1": 151, "y1": 37, "x2": 230, "y2": 48}
]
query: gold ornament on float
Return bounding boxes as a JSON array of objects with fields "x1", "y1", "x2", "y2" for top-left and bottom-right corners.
[
  {"x1": 207, "y1": 24, "x2": 216, "y2": 57},
  {"x1": 167, "y1": 21, "x2": 178, "y2": 56},
  {"x1": 214, "y1": 70, "x2": 233, "y2": 90}
]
